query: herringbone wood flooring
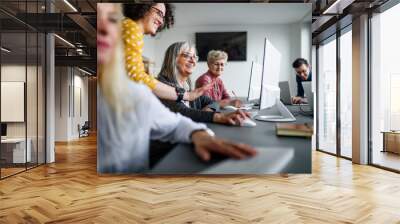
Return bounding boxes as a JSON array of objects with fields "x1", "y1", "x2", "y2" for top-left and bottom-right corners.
[{"x1": 1, "y1": 135, "x2": 400, "y2": 223}]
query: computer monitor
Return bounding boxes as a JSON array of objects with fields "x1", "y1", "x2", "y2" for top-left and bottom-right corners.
[
  {"x1": 1, "y1": 123, "x2": 7, "y2": 137},
  {"x1": 255, "y1": 37, "x2": 296, "y2": 122},
  {"x1": 247, "y1": 61, "x2": 262, "y2": 102},
  {"x1": 259, "y1": 37, "x2": 282, "y2": 110},
  {"x1": 302, "y1": 82, "x2": 314, "y2": 113}
]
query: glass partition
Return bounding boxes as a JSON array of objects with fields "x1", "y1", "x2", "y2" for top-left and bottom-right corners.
[{"x1": 0, "y1": 0, "x2": 46, "y2": 179}]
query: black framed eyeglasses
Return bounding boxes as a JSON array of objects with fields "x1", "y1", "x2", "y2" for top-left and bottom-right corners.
[{"x1": 151, "y1": 6, "x2": 165, "y2": 22}]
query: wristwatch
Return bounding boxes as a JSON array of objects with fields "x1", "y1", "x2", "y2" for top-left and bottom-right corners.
[{"x1": 175, "y1": 86, "x2": 185, "y2": 102}]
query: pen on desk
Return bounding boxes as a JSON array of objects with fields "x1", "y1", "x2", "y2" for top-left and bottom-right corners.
[{"x1": 231, "y1": 90, "x2": 237, "y2": 98}]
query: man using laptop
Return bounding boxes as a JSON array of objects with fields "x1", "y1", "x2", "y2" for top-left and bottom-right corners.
[{"x1": 291, "y1": 58, "x2": 312, "y2": 104}]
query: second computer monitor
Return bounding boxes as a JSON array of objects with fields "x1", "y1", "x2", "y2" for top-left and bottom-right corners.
[
  {"x1": 259, "y1": 37, "x2": 282, "y2": 110},
  {"x1": 247, "y1": 61, "x2": 263, "y2": 102},
  {"x1": 302, "y1": 82, "x2": 314, "y2": 113}
]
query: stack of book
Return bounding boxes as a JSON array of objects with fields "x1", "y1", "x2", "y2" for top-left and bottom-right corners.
[{"x1": 276, "y1": 123, "x2": 313, "y2": 138}]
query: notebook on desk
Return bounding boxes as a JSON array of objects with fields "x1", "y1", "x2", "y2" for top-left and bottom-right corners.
[{"x1": 276, "y1": 123, "x2": 313, "y2": 138}]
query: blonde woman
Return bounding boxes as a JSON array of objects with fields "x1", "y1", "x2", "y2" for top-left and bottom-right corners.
[
  {"x1": 97, "y1": 3, "x2": 257, "y2": 173},
  {"x1": 195, "y1": 50, "x2": 242, "y2": 108},
  {"x1": 122, "y1": 3, "x2": 209, "y2": 103}
]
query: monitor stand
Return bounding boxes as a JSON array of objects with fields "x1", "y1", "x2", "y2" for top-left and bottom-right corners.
[{"x1": 254, "y1": 100, "x2": 296, "y2": 122}]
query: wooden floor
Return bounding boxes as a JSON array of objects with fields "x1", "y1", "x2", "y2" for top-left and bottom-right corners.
[
  {"x1": 1, "y1": 135, "x2": 400, "y2": 224},
  {"x1": 1, "y1": 167, "x2": 26, "y2": 178}
]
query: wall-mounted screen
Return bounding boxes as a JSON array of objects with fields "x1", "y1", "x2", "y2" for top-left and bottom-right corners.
[{"x1": 195, "y1": 32, "x2": 247, "y2": 61}]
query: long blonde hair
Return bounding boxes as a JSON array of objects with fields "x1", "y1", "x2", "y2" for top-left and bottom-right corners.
[{"x1": 98, "y1": 3, "x2": 135, "y2": 115}]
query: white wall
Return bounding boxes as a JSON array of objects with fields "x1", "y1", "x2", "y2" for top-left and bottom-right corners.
[
  {"x1": 72, "y1": 74, "x2": 89, "y2": 138},
  {"x1": 55, "y1": 67, "x2": 69, "y2": 141},
  {"x1": 144, "y1": 24, "x2": 308, "y2": 97},
  {"x1": 143, "y1": 36, "x2": 156, "y2": 62},
  {"x1": 54, "y1": 67, "x2": 89, "y2": 141}
]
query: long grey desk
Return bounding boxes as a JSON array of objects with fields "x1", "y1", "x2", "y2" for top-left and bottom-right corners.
[{"x1": 151, "y1": 105, "x2": 313, "y2": 174}]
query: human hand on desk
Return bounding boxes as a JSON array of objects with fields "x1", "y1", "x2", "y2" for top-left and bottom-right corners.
[
  {"x1": 190, "y1": 130, "x2": 257, "y2": 161},
  {"x1": 291, "y1": 96, "x2": 305, "y2": 104},
  {"x1": 219, "y1": 99, "x2": 242, "y2": 108},
  {"x1": 213, "y1": 110, "x2": 250, "y2": 126},
  {"x1": 230, "y1": 99, "x2": 242, "y2": 107}
]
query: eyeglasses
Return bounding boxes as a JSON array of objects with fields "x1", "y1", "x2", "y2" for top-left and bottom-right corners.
[
  {"x1": 151, "y1": 6, "x2": 165, "y2": 22},
  {"x1": 212, "y1": 62, "x2": 226, "y2": 67},
  {"x1": 181, "y1": 52, "x2": 199, "y2": 62}
]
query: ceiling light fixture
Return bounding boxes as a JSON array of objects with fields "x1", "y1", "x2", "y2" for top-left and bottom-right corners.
[
  {"x1": 63, "y1": 0, "x2": 78, "y2": 12},
  {"x1": 1, "y1": 47, "x2": 11, "y2": 53},
  {"x1": 78, "y1": 67, "x2": 93, "y2": 76},
  {"x1": 322, "y1": 0, "x2": 355, "y2": 15},
  {"x1": 54, "y1": 34, "x2": 75, "y2": 48},
  {"x1": 322, "y1": 0, "x2": 343, "y2": 14}
]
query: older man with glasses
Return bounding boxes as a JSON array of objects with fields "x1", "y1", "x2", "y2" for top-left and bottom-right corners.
[{"x1": 195, "y1": 50, "x2": 241, "y2": 108}]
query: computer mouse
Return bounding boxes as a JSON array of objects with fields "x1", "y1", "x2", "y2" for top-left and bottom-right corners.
[
  {"x1": 224, "y1": 105, "x2": 237, "y2": 111},
  {"x1": 239, "y1": 105, "x2": 252, "y2": 111},
  {"x1": 224, "y1": 105, "x2": 252, "y2": 111},
  {"x1": 241, "y1": 118, "x2": 257, "y2": 127}
]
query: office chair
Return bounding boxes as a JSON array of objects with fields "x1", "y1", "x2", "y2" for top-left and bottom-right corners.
[{"x1": 78, "y1": 121, "x2": 90, "y2": 138}]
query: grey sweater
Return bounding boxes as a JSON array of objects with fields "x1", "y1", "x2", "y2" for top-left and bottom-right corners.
[
  {"x1": 157, "y1": 75, "x2": 220, "y2": 123},
  {"x1": 97, "y1": 81, "x2": 207, "y2": 174}
]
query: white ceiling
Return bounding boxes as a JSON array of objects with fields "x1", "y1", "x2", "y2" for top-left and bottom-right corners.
[{"x1": 173, "y1": 3, "x2": 312, "y2": 27}]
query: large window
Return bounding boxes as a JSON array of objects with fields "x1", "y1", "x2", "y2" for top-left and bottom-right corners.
[
  {"x1": 317, "y1": 25, "x2": 353, "y2": 159},
  {"x1": 339, "y1": 28, "x2": 352, "y2": 158},
  {"x1": 317, "y1": 36, "x2": 337, "y2": 155},
  {"x1": 370, "y1": 3, "x2": 400, "y2": 171}
]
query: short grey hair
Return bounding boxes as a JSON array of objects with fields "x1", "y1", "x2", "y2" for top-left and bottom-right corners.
[
  {"x1": 158, "y1": 41, "x2": 196, "y2": 91},
  {"x1": 207, "y1": 50, "x2": 228, "y2": 65}
]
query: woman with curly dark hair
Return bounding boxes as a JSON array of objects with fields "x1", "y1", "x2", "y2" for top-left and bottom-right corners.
[{"x1": 122, "y1": 3, "x2": 209, "y2": 102}]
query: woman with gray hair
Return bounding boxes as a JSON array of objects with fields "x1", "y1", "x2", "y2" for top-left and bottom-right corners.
[
  {"x1": 97, "y1": 4, "x2": 256, "y2": 173},
  {"x1": 157, "y1": 42, "x2": 248, "y2": 125},
  {"x1": 195, "y1": 50, "x2": 242, "y2": 108}
]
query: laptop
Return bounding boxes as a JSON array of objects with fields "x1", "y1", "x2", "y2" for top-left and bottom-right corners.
[{"x1": 279, "y1": 81, "x2": 309, "y2": 106}]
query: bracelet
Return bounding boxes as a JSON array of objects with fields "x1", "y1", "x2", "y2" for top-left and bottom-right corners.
[{"x1": 175, "y1": 86, "x2": 185, "y2": 102}]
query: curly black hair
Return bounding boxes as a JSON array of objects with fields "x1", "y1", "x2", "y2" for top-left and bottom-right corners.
[{"x1": 123, "y1": 3, "x2": 175, "y2": 33}]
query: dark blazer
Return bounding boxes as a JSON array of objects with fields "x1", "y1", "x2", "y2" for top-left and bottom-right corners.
[
  {"x1": 296, "y1": 72, "x2": 312, "y2": 97},
  {"x1": 157, "y1": 75, "x2": 219, "y2": 123}
]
